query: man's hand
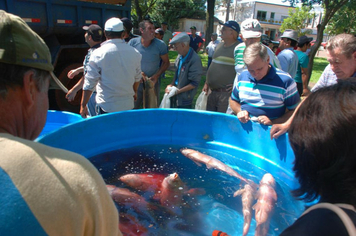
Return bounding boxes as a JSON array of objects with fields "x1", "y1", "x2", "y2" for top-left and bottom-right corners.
[
  {"x1": 202, "y1": 83, "x2": 210, "y2": 93},
  {"x1": 80, "y1": 106, "x2": 89, "y2": 118},
  {"x1": 257, "y1": 115, "x2": 272, "y2": 126},
  {"x1": 66, "y1": 89, "x2": 77, "y2": 102},
  {"x1": 270, "y1": 123, "x2": 290, "y2": 140},
  {"x1": 237, "y1": 110, "x2": 250, "y2": 123},
  {"x1": 67, "y1": 69, "x2": 80, "y2": 79},
  {"x1": 302, "y1": 88, "x2": 311, "y2": 97}
]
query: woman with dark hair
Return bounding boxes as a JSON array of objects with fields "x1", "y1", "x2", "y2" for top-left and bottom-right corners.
[{"x1": 280, "y1": 78, "x2": 356, "y2": 236}]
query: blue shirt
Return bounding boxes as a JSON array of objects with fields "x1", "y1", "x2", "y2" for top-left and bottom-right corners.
[
  {"x1": 231, "y1": 65, "x2": 300, "y2": 119},
  {"x1": 128, "y1": 37, "x2": 168, "y2": 77},
  {"x1": 278, "y1": 48, "x2": 299, "y2": 78}
]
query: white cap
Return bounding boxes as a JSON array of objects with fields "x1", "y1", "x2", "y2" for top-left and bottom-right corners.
[
  {"x1": 104, "y1": 17, "x2": 124, "y2": 32},
  {"x1": 241, "y1": 19, "x2": 262, "y2": 39}
]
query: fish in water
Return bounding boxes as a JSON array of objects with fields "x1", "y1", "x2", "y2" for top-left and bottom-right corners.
[
  {"x1": 180, "y1": 148, "x2": 254, "y2": 186},
  {"x1": 234, "y1": 184, "x2": 256, "y2": 236},
  {"x1": 119, "y1": 173, "x2": 166, "y2": 193},
  {"x1": 106, "y1": 185, "x2": 156, "y2": 212},
  {"x1": 155, "y1": 173, "x2": 205, "y2": 214},
  {"x1": 142, "y1": 72, "x2": 157, "y2": 108},
  {"x1": 253, "y1": 173, "x2": 277, "y2": 236},
  {"x1": 119, "y1": 213, "x2": 148, "y2": 236}
]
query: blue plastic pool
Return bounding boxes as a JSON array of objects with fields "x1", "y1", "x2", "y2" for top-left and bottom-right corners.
[{"x1": 37, "y1": 109, "x2": 303, "y2": 235}]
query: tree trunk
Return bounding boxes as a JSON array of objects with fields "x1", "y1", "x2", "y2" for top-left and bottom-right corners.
[
  {"x1": 205, "y1": 0, "x2": 216, "y2": 48},
  {"x1": 225, "y1": 0, "x2": 230, "y2": 22}
]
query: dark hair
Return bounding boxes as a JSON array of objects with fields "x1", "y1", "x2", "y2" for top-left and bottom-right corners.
[
  {"x1": 139, "y1": 19, "x2": 154, "y2": 30},
  {"x1": 104, "y1": 30, "x2": 124, "y2": 39},
  {"x1": 289, "y1": 78, "x2": 356, "y2": 207},
  {"x1": 0, "y1": 62, "x2": 50, "y2": 99},
  {"x1": 290, "y1": 39, "x2": 297, "y2": 47},
  {"x1": 297, "y1": 41, "x2": 309, "y2": 48}
]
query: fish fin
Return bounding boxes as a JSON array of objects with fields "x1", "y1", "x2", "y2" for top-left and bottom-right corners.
[
  {"x1": 193, "y1": 160, "x2": 203, "y2": 167},
  {"x1": 233, "y1": 189, "x2": 244, "y2": 197}
]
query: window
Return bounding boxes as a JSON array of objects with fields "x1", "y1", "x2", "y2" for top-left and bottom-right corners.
[
  {"x1": 270, "y1": 12, "x2": 275, "y2": 19},
  {"x1": 257, "y1": 11, "x2": 267, "y2": 21},
  {"x1": 281, "y1": 16, "x2": 289, "y2": 22}
]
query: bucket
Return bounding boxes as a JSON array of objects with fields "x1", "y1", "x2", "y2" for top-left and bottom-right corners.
[{"x1": 37, "y1": 109, "x2": 302, "y2": 235}]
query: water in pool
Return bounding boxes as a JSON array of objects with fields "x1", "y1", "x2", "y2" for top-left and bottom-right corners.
[{"x1": 90, "y1": 144, "x2": 303, "y2": 236}]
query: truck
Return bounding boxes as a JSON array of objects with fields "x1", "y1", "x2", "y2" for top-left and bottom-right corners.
[{"x1": 0, "y1": 0, "x2": 131, "y2": 113}]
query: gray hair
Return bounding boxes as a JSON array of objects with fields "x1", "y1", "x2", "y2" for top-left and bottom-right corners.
[
  {"x1": 243, "y1": 42, "x2": 268, "y2": 65},
  {"x1": 0, "y1": 63, "x2": 50, "y2": 99},
  {"x1": 326, "y1": 34, "x2": 356, "y2": 59}
]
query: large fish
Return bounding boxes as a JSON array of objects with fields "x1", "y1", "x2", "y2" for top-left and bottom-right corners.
[
  {"x1": 180, "y1": 148, "x2": 253, "y2": 186},
  {"x1": 156, "y1": 173, "x2": 205, "y2": 214},
  {"x1": 234, "y1": 184, "x2": 256, "y2": 236},
  {"x1": 106, "y1": 185, "x2": 155, "y2": 212},
  {"x1": 252, "y1": 173, "x2": 277, "y2": 236},
  {"x1": 142, "y1": 73, "x2": 158, "y2": 108},
  {"x1": 119, "y1": 173, "x2": 166, "y2": 193}
]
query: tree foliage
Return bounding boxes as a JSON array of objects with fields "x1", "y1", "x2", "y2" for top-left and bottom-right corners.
[
  {"x1": 280, "y1": 6, "x2": 314, "y2": 36},
  {"x1": 282, "y1": 0, "x2": 349, "y2": 83},
  {"x1": 325, "y1": 1, "x2": 356, "y2": 35},
  {"x1": 131, "y1": 0, "x2": 158, "y2": 27}
]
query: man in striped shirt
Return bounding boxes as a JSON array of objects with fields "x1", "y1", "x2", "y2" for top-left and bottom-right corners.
[{"x1": 230, "y1": 42, "x2": 300, "y2": 125}]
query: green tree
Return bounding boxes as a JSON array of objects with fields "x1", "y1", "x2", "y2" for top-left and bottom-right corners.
[
  {"x1": 283, "y1": 0, "x2": 349, "y2": 84},
  {"x1": 280, "y1": 6, "x2": 314, "y2": 36},
  {"x1": 131, "y1": 0, "x2": 158, "y2": 27},
  {"x1": 150, "y1": 0, "x2": 206, "y2": 30},
  {"x1": 325, "y1": 1, "x2": 356, "y2": 35}
]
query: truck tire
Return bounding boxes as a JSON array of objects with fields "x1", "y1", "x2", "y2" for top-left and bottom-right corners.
[{"x1": 54, "y1": 63, "x2": 83, "y2": 113}]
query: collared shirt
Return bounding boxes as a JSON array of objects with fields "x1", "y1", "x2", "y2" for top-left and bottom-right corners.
[
  {"x1": 311, "y1": 64, "x2": 356, "y2": 92},
  {"x1": 83, "y1": 43, "x2": 101, "y2": 75},
  {"x1": 84, "y1": 39, "x2": 142, "y2": 112},
  {"x1": 231, "y1": 65, "x2": 300, "y2": 119},
  {"x1": 189, "y1": 34, "x2": 204, "y2": 52},
  {"x1": 206, "y1": 39, "x2": 220, "y2": 58},
  {"x1": 278, "y1": 47, "x2": 299, "y2": 78}
]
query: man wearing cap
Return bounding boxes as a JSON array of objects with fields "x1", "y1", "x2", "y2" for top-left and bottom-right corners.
[
  {"x1": 203, "y1": 20, "x2": 241, "y2": 113},
  {"x1": 155, "y1": 28, "x2": 164, "y2": 40},
  {"x1": 205, "y1": 33, "x2": 220, "y2": 68},
  {"x1": 189, "y1": 26, "x2": 204, "y2": 53},
  {"x1": 164, "y1": 32, "x2": 203, "y2": 108},
  {"x1": 0, "y1": 10, "x2": 121, "y2": 235},
  {"x1": 66, "y1": 24, "x2": 103, "y2": 116},
  {"x1": 294, "y1": 35, "x2": 313, "y2": 96},
  {"x1": 161, "y1": 22, "x2": 173, "y2": 46},
  {"x1": 278, "y1": 29, "x2": 299, "y2": 78},
  {"x1": 81, "y1": 17, "x2": 142, "y2": 116},
  {"x1": 129, "y1": 19, "x2": 169, "y2": 109}
]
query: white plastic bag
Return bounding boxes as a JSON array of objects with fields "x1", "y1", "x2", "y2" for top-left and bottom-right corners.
[
  {"x1": 195, "y1": 91, "x2": 208, "y2": 110},
  {"x1": 159, "y1": 93, "x2": 171, "y2": 108}
]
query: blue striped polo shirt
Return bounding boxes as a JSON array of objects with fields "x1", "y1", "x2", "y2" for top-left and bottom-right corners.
[{"x1": 231, "y1": 65, "x2": 300, "y2": 119}]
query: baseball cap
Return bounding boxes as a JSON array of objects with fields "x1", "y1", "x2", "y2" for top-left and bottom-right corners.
[
  {"x1": 105, "y1": 17, "x2": 124, "y2": 32},
  {"x1": 280, "y1": 29, "x2": 298, "y2": 42},
  {"x1": 298, "y1": 35, "x2": 313, "y2": 46},
  {"x1": 121, "y1": 17, "x2": 133, "y2": 32},
  {"x1": 0, "y1": 10, "x2": 68, "y2": 92},
  {"x1": 241, "y1": 19, "x2": 262, "y2": 38},
  {"x1": 190, "y1": 26, "x2": 197, "y2": 30},
  {"x1": 170, "y1": 32, "x2": 190, "y2": 45},
  {"x1": 161, "y1": 22, "x2": 168, "y2": 25},
  {"x1": 221, "y1": 20, "x2": 240, "y2": 33},
  {"x1": 155, "y1": 28, "x2": 164, "y2": 35},
  {"x1": 211, "y1": 33, "x2": 217, "y2": 36},
  {"x1": 82, "y1": 24, "x2": 103, "y2": 41}
]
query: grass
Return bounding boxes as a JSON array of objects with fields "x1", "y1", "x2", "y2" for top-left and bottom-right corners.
[{"x1": 160, "y1": 51, "x2": 329, "y2": 107}]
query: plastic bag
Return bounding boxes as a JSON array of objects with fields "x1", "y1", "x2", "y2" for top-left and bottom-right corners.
[
  {"x1": 195, "y1": 91, "x2": 208, "y2": 110},
  {"x1": 159, "y1": 93, "x2": 171, "y2": 108}
]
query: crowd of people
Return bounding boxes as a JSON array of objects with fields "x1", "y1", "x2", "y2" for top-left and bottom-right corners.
[{"x1": 1, "y1": 8, "x2": 355, "y2": 235}]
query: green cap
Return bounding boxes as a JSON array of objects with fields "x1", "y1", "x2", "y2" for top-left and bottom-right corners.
[{"x1": 0, "y1": 10, "x2": 53, "y2": 72}]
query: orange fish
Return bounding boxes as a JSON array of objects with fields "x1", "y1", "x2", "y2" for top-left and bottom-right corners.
[
  {"x1": 119, "y1": 173, "x2": 166, "y2": 193},
  {"x1": 253, "y1": 173, "x2": 277, "y2": 236},
  {"x1": 119, "y1": 213, "x2": 148, "y2": 236}
]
